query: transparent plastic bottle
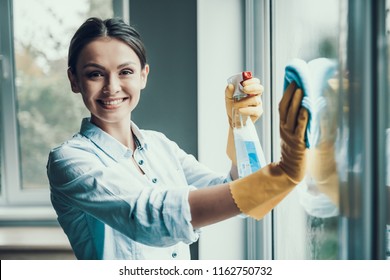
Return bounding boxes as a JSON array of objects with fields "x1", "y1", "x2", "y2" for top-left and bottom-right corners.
[{"x1": 228, "y1": 72, "x2": 267, "y2": 178}]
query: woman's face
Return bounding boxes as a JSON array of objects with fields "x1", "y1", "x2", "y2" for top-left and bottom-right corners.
[{"x1": 68, "y1": 37, "x2": 149, "y2": 128}]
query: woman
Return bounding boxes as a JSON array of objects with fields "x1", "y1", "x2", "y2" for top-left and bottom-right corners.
[{"x1": 47, "y1": 17, "x2": 308, "y2": 260}]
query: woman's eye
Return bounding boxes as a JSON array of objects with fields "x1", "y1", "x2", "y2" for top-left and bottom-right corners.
[
  {"x1": 120, "y1": 69, "x2": 134, "y2": 75},
  {"x1": 87, "y1": 71, "x2": 103, "y2": 79}
]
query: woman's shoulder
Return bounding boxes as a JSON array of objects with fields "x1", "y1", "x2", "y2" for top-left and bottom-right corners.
[
  {"x1": 140, "y1": 128, "x2": 169, "y2": 140},
  {"x1": 48, "y1": 133, "x2": 95, "y2": 160}
]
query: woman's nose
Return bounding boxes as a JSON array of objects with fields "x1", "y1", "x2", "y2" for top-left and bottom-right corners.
[{"x1": 103, "y1": 75, "x2": 121, "y2": 94}]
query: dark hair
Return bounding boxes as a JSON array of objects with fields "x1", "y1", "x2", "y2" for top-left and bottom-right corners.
[{"x1": 68, "y1": 17, "x2": 147, "y2": 73}]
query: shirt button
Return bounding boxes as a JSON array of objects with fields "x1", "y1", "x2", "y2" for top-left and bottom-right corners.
[
  {"x1": 138, "y1": 159, "x2": 144, "y2": 165},
  {"x1": 152, "y1": 178, "x2": 158, "y2": 183},
  {"x1": 171, "y1": 252, "x2": 177, "y2": 258}
]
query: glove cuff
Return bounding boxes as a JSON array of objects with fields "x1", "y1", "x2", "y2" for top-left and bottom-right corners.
[{"x1": 229, "y1": 164, "x2": 296, "y2": 220}]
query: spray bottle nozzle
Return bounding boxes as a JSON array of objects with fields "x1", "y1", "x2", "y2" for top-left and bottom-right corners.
[
  {"x1": 228, "y1": 71, "x2": 253, "y2": 100},
  {"x1": 240, "y1": 71, "x2": 253, "y2": 85}
]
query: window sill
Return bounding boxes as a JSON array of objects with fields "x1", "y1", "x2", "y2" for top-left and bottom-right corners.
[
  {"x1": 0, "y1": 207, "x2": 72, "y2": 250},
  {"x1": 0, "y1": 206, "x2": 57, "y2": 225},
  {"x1": 0, "y1": 226, "x2": 71, "y2": 250}
]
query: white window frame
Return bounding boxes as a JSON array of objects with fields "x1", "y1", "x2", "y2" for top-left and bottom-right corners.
[{"x1": 245, "y1": 0, "x2": 273, "y2": 260}]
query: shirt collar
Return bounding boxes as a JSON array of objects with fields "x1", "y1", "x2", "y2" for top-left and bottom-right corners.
[{"x1": 79, "y1": 118, "x2": 147, "y2": 161}]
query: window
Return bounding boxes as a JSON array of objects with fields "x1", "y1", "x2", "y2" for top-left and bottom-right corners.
[
  {"x1": 0, "y1": 0, "x2": 125, "y2": 209},
  {"x1": 257, "y1": 0, "x2": 389, "y2": 260}
]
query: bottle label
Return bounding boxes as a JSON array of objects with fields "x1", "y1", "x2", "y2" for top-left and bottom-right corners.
[
  {"x1": 234, "y1": 125, "x2": 266, "y2": 178},
  {"x1": 245, "y1": 141, "x2": 261, "y2": 172}
]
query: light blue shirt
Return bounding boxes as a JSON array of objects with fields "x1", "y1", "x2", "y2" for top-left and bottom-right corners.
[{"x1": 47, "y1": 118, "x2": 230, "y2": 260}]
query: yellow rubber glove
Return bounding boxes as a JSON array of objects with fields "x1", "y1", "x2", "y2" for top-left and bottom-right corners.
[
  {"x1": 225, "y1": 77, "x2": 264, "y2": 164},
  {"x1": 229, "y1": 82, "x2": 308, "y2": 220}
]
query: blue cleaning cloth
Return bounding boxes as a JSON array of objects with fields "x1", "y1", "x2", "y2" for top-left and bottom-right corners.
[{"x1": 284, "y1": 58, "x2": 337, "y2": 148}]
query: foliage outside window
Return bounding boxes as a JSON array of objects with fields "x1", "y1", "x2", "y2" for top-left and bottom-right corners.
[{"x1": 13, "y1": 0, "x2": 113, "y2": 190}]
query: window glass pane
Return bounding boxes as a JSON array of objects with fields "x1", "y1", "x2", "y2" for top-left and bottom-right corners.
[
  {"x1": 13, "y1": 0, "x2": 114, "y2": 189},
  {"x1": 271, "y1": 0, "x2": 343, "y2": 259}
]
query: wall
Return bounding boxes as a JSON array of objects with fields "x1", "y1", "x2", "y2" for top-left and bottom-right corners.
[{"x1": 129, "y1": 0, "x2": 198, "y2": 157}]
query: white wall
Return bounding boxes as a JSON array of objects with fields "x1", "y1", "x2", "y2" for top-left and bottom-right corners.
[{"x1": 197, "y1": 0, "x2": 247, "y2": 260}]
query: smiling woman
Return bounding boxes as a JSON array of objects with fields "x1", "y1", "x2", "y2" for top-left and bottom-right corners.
[
  {"x1": 46, "y1": 17, "x2": 308, "y2": 260},
  {"x1": 47, "y1": 18, "x2": 238, "y2": 260},
  {"x1": 67, "y1": 36, "x2": 149, "y2": 144}
]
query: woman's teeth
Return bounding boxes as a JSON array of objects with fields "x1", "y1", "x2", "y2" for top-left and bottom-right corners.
[{"x1": 101, "y1": 99, "x2": 123, "y2": 105}]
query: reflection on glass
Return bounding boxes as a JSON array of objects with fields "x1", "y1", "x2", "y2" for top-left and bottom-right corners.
[
  {"x1": 13, "y1": 0, "x2": 113, "y2": 189},
  {"x1": 272, "y1": 0, "x2": 344, "y2": 259},
  {"x1": 298, "y1": 62, "x2": 344, "y2": 260},
  {"x1": 301, "y1": 66, "x2": 349, "y2": 260}
]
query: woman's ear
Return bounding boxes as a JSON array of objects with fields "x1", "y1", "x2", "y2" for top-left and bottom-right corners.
[
  {"x1": 67, "y1": 68, "x2": 81, "y2": 93},
  {"x1": 140, "y1": 64, "x2": 150, "y2": 90}
]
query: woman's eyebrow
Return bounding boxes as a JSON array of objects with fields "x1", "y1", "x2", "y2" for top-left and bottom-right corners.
[
  {"x1": 82, "y1": 63, "x2": 105, "y2": 70},
  {"x1": 117, "y1": 61, "x2": 137, "y2": 69},
  {"x1": 82, "y1": 61, "x2": 137, "y2": 70}
]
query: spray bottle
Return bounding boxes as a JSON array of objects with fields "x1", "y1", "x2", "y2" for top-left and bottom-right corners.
[{"x1": 228, "y1": 72, "x2": 267, "y2": 178}]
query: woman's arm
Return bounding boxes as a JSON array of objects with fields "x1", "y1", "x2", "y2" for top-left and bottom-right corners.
[{"x1": 188, "y1": 183, "x2": 240, "y2": 228}]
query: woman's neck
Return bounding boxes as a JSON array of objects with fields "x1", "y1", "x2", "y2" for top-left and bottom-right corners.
[{"x1": 90, "y1": 116, "x2": 135, "y2": 150}]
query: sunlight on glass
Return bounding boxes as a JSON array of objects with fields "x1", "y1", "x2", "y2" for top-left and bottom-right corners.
[{"x1": 13, "y1": 0, "x2": 114, "y2": 189}]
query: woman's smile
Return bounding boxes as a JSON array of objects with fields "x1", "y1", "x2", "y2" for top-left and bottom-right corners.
[{"x1": 97, "y1": 97, "x2": 129, "y2": 109}]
